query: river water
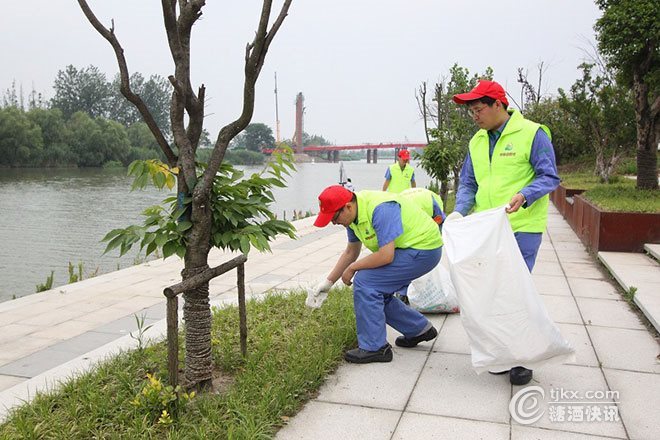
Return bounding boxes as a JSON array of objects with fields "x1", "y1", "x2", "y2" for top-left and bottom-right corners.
[{"x1": 0, "y1": 160, "x2": 431, "y2": 302}]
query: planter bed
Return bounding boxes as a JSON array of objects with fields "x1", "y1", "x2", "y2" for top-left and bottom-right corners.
[{"x1": 551, "y1": 184, "x2": 660, "y2": 252}]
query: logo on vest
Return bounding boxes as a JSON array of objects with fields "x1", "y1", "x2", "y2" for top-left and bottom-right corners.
[{"x1": 500, "y1": 143, "x2": 516, "y2": 157}]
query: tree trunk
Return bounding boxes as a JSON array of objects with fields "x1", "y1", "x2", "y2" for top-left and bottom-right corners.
[
  {"x1": 182, "y1": 264, "x2": 213, "y2": 390},
  {"x1": 633, "y1": 72, "x2": 658, "y2": 190},
  {"x1": 440, "y1": 179, "x2": 449, "y2": 208}
]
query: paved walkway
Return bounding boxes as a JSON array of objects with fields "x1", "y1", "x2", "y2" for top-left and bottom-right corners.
[{"x1": 1, "y1": 206, "x2": 659, "y2": 439}]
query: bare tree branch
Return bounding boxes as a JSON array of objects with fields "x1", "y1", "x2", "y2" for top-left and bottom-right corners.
[
  {"x1": 415, "y1": 82, "x2": 430, "y2": 143},
  {"x1": 200, "y1": 0, "x2": 292, "y2": 194},
  {"x1": 77, "y1": 0, "x2": 177, "y2": 166}
]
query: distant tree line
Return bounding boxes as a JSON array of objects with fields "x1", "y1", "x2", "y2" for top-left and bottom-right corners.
[
  {"x1": 1, "y1": 65, "x2": 334, "y2": 168},
  {"x1": 0, "y1": 65, "x2": 178, "y2": 168}
]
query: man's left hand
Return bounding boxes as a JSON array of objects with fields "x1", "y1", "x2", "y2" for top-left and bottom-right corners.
[
  {"x1": 506, "y1": 193, "x2": 526, "y2": 213},
  {"x1": 341, "y1": 265, "x2": 356, "y2": 286}
]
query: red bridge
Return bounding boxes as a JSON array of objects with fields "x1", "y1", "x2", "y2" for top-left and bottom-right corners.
[{"x1": 264, "y1": 142, "x2": 428, "y2": 163}]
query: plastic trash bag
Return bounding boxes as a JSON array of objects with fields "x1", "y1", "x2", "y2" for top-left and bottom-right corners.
[
  {"x1": 442, "y1": 206, "x2": 575, "y2": 373},
  {"x1": 407, "y1": 262, "x2": 460, "y2": 313}
]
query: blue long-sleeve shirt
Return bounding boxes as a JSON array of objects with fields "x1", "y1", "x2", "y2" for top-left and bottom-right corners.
[{"x1": 454, "y1": 122, "x2": 559, "y2": 217}]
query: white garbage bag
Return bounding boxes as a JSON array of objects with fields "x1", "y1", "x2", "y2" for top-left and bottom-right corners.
[
  {"x1": 442, "y1": 206, "x2": 575, "y2": 373},
  {"x1": 408, "y1": 262, "x2": 460, "y2": 313}
]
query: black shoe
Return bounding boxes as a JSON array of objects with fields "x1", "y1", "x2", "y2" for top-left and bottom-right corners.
[
  {"x1": 395, "y1": 326, "x2": 438, "y2": 348},
  {"x1": 344, "y1": 343, "x2": 393, "y2": 364},
  {"x1": 510, "y1": 367, "x2": 533, "y2": 385}
]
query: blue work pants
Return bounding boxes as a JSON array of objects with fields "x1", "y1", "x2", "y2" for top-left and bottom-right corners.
[
  {"x1": 514, "y1": 232, "x2": 543, "y2": 272},
  {"x1": 352, "y1": 247, "x2": 442, "y2": 351}
]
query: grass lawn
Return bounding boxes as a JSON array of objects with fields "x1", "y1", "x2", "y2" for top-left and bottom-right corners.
[
  {"x1": 0, "y1": 288, "x2": 356, "y2": 439},
  {"x1": 559, "y1": 172, "x2": 660, "y2": 213}
]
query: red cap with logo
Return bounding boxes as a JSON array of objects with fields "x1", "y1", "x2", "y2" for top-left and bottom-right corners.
[
  {"x1": 453, "y1": 80, "x2": 509, "y2": 106},
  {"x1": 314, "y1": 185, "x2": 354, "y2": 227},
  {"x1": 398, "y1": 149, "x2": 410, "y2": 160}
]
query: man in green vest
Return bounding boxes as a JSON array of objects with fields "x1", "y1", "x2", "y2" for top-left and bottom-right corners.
[
  {"x1": 382, "y1": 149, "x2": 416, "y2": 193},
  {"x1": 309, "y1": 185, "x2": 443, "y2": 364},
  {"x1": 446, "y1": 79, "x2": 560, "y2": 385}
]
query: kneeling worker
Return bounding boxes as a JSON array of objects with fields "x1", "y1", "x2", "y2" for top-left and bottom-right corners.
[{"x1": 311, "y1": 185, "x2": 443, "y2": 364}]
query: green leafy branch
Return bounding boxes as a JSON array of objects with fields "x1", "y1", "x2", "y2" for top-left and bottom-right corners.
[{"x1": 102, "y1": 149, "x2": 297, "y2": 259}]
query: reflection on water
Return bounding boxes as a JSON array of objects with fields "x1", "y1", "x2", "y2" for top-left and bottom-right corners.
[{"x1": 0, "y1": 161, "x2": 430, "y2": 302}]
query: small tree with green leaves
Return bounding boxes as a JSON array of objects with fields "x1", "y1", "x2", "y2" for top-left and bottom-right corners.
[
  {"x1": 594, "y1": 0, "x2": 659, "y2": 190},
  {"x1": 558, "y1": 62, "x2": 636, "y2": 182},
  {"x1": 78, "y1": 0, "x2": 294, "y2": 391}
]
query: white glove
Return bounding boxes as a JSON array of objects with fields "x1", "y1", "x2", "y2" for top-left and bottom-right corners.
[
  {"x1": 445, "y1": 211, "x2": 463, "y2": 222},
  {"x1": 305, "y1": 279, "x2": 334, "y2": 309}
]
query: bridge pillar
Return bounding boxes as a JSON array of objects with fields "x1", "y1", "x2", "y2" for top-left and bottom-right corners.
[
  {"x1": 333, "y1": 150, "x2": 339, "y2": 162},
  {"x1": 367, "y1": 149, "x2": 372, "y2": 164},
  {"x1": 372, "y1": 149, "x2": 378, "y2": 164},
  {"x1": 394, "y1": 147, "x2": 399, "y2": 162}
]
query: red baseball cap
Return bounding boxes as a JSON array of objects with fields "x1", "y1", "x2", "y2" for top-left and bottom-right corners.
[
  {"x1": 314, "y1": 185, "x2": 354, "y2": 227},
  {"x1": 453, "y1": 80, "x2": 509, "y2": 106},
  {"x1": 398, "y1": 150, "x2": 410, "y2": 160}
]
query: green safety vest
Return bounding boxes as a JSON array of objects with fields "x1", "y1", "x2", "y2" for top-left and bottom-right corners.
[
  {"x1": 469, "y1": 109, "x2": 551, "y2": 232},
  {"x1": 400, "y1": 188, "x2": 444, "y2": 218},
  {"x1": 387, "y1": 163, "x2": 415, "y2": 193},
  {"x1": 349, "y1": 190, "x2": 442, "y2": 253}
]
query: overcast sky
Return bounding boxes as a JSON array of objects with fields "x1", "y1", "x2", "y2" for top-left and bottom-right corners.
[{"x1": 1, "y1": 1, "x2": 602, "y2": 145}]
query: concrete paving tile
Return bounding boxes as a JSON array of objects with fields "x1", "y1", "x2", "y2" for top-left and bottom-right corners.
[
  {"x1": 512, "y1": 425, "x2": 625, "y2": 439},
  {"x1": 0, "y1": 337, "x2": 58, "y2": 361},
  {"x1": 73, "y1": 306, "x2": 133, "y2": 325},
  {"x1": 384, "y1": 314, "x2": 446, "y2": 353},
  {"x1": 599, "y1": 251, "x2": 657, "y2": 267},
  {"x1": 602, "y1": 368, "x2": 660, "y2": 440},
  {"x1": 392, "y1": 412, "x2": 509, "y2": 440},
  {"x1": 536, "y1": 249, "x2": 559, "y2": 262},
  {"x1": 29, "y1": 319, "x2": 101, "y2": 341},
  {"x1": 50, "y1": 331, "x2": 121, "y2": 355},
  {"x1": 317, "y1": 350, "x2": 429, "y2": 411},
  {"x1": 20, "y1": 306, "x2": 90, "y2": 327},
  {"x1": 275, "y1": 401, "x2": 399, "y2": 440},
  {"x1": 587, "y1": 326, "x2": 660, "y2": 374},
  {"x1": 540, "y1": 295, "x2": 583, "y2": 325},
  {"x1": 602, "y1": 262, "x2": 660, "y2": 289},
  {"x1": 556, "y1": 250, "x2": 596, "y2": 264},
  {"x1": 560, "y1": 263, "x2": 606, "y2": 280},
  {"x1": 633, "y1": 284, "x2": 660, "y2": 333},
  {"x1": 407, "y1": 352, "x2": 511, "y2": 424},
  {"x1": 550, "y1": 232, "x2": 581, "y2": 243},
  {"x1": 556, "y1": 323, "x2": 599, "y2": 368},
  {"x1": 93, "y1": 314, "x2": 160, "y2": 336},
  {"x1": 576, "y1": 298, "x2": 645, "y2": 330},
  {"x1": 534, "y1": 261, "x2": 565, "y2": 276},
  {"x1": 511, "y1": 364, "x2": 626, "y2": 438},
  {"x1": 0, "y1": 375, "x2": 24, "y2": 393},
  {"x1": 533, "y1": 274, "x2": 572, "y2": 296},
  {"x1": 0, "y1": 324, "x2": 41, "y2": 345},
  {"x1": 433, "y1": 314, "x2": 470, "y2": 355},
  {"x1": 554, "y1": 242, "x2": 590, "y2": 251},
  {"x1": 0, "y1": 348, "x2": 81, "y2": 378},
  {"x1": 0, "y1": 309, "x2": 36, "y2": 326},
  {"x1": 567, "y1": 278, "x2": 621, "y2": 300},
  {"x1": 251, "y1": 273, "x2": 292, "y2": 284},
  {"x1": 274, "y1": 279, "x2": 309, "y2": 290}
]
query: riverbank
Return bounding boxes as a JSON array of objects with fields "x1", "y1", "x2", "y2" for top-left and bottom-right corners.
[{"x1": 0, "y1": 162, "x2": 433, "y2": 301}]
